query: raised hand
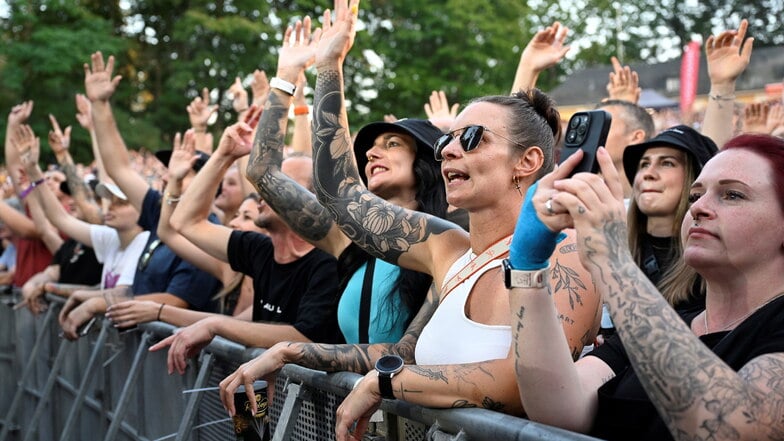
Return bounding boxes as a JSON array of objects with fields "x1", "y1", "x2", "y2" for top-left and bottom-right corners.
[
  {"x1": 228, "y1": 77, "x2": 249, "y2": 113},
  {"x1": 278, "y1": 16, "x2": 322, "y2": 77},
  {"x1": 168, "y1": 129, "x2": 199, "y2": 181},
  {"x1": 742, "y1": 102, "x2": 769, "y2": 133},
  {"x1": 75, "y1": 94, "x2": 93, "y2": 130},
  {"x1": 520, "y1": 21, "x2": 571, "y2": 73},
  {"x1": 424, "y1": 90, "x2": 459, "y2": 131},
  {"x1": 11, "y1": 124, "x2": 41, "y2": 168},
  {"x1": 705, "y1": 19, "x2": 753, "y2": 88},
  {"x1": 216, "y1": 122, "x2": 255, "y2": 159},
  {"x1": 314, "y1": 0, "x2": 360, "y2": 67},
  {"x1": 47, "y1": 114, "x2": 72, "y2": 159},
  {"x1": 250, "y1": 69, "x2": 270, "y2": 107},
  {"x1": 84, "y1": 51, "x2": 123, "y2": 102},
  {"x1": 187, "y1": 88, "x2": 219, "y2": 131},
  {"x1": 766, "y1": 102, "x2": 784, "y2": 135},
  {"x1": 7, "y1": 101, "x2": 34, "y2": 126},
  {"x1": 606, "y1": 56, "x2": 641, "y2": 104}
]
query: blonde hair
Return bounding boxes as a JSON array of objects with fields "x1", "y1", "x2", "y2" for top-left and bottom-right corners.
[{"x1": 627, "y1": 153, "x2": 704, "y2": 306}]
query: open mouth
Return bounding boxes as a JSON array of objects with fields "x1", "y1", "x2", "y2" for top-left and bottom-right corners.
[{"x1": 445, "y1": 171, "x2": 469, "y2": 183}]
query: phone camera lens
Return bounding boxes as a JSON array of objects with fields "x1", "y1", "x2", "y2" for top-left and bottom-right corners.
[{"x1": 566, "y1": 131, "x2": 577, "y2": 143}]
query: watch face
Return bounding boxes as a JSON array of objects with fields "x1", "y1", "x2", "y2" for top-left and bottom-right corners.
[{"x1": 376, "y1": 355, "x2": 404, "y2": 373}]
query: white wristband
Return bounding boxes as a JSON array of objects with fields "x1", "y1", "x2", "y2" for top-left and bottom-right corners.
[{"x1": 270, "y1": 77, "x2": 296, "y2": 96}]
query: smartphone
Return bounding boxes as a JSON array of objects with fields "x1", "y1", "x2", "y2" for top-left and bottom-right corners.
[{"x1": 559, "y1": 110, "x2": 612, "y2": 176}]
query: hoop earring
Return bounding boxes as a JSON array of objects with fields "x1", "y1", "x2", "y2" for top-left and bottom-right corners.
[{"x1": 513, "y1": 176, "x2": 522, "y2": 197}]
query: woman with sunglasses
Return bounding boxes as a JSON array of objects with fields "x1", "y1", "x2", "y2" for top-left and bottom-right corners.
[
  {"x1": 219, "y1": 1, "x2": 600, "y2": 430},
  {"x1": 241, "y1": 20, "x2": 445, "y2": 347}
]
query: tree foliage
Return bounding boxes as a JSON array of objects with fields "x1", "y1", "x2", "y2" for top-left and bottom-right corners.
[{"x1": 1, "y1": 0, "x2": 781, "y2": 166}]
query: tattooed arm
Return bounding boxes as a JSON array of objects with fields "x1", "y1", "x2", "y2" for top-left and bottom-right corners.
[
  {"x1": 548, "y1": 148, "x2": 784, "y2": 439},
  {"x1": 219, "y1": 282, "x2": 439, "y2": 414},
  {"x1": 310, "y1": 0, "x2": 463, "y2": 280},
  {"x1": 246, "y1": 18, "x2": 350, "y2": 257}
]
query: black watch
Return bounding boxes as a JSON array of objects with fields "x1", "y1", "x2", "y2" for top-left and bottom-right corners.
[{"x1": 375, "y1": 355, "x2": 404, "y2": 400}]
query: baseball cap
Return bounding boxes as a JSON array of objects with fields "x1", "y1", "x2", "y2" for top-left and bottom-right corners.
[
  {"x1": 353, "y1": 119, "x2": 444, "y2": 185},
  {"x1": 95, "y1": 182, "x2": 128, "y2": 201},
  {"x1": 623, "y1": 125, "x2": 718, "y2": 186}
]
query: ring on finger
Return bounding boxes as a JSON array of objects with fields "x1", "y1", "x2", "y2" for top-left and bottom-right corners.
[{"x1": 545, "y1": 198, "x2": 555, "y2": 215}]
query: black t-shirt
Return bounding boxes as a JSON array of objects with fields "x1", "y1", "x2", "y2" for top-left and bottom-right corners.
[
  {"x1": 52, "y1": 238, "x2": 102, "y2": 285},
  {"x1": 227, "y1": 230, "x2": 344, "y2": 344},
  {"x1": 132, "y1": 189, "x2": 221, "y2": 311},
  {"x1": 587, "y1": 296, "x2": 784, "y2": 440}
]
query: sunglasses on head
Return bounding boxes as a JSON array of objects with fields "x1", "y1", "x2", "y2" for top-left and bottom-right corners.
[{"x1": 433, "y1": 125, "x2": 525, "y2": 161}]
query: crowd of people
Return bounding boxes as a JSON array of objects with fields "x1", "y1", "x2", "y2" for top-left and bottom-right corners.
[{"x1": 2, "y1": 1, "x2": 784, "y2": 439}]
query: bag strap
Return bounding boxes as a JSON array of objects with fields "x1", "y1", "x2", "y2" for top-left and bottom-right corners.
[
  {"x1": 440, "y1": 235, "x2": 512, "y2": 303},
  {"x1": 358, "y1": 258, "x2": 376, "y2": 344}
]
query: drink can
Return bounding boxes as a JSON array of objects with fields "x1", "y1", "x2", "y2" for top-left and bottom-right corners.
[{"x1": 233, "y1": 380, "x2": 269, "y2": 441}]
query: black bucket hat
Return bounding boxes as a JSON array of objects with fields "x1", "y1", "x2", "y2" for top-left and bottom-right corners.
[
  {"x1": 353, "y1": 119, "x2": 444, "y2": 185},
  {"x1": 155, "y1": 150, "x2": 211, "y2": 173},
  {"x1": 623, "y1": 125, "x2": 718, "y2": 186}
]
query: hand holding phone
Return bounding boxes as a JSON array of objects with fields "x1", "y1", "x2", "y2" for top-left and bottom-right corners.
[{"x1": 559, "y1": 110, "x2": 612, "y2": 176}]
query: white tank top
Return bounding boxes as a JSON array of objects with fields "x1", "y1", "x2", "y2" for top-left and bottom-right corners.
[{"x1": 415, "y1": 249, "x2": 511, "y2": 365}]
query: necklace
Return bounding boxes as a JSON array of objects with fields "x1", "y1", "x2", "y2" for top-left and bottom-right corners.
[{"x1": 703, "y1": 292, "x2": 784, "y2": 334}]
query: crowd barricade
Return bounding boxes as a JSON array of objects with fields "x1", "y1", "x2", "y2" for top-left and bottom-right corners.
[{"x1": 0, "y1": 291, "x2": 601, "y2": 441}]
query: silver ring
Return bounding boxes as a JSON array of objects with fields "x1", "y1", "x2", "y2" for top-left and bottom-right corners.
[{"x1": 545, "y1": 198, "x2": 554, "y2": 215}]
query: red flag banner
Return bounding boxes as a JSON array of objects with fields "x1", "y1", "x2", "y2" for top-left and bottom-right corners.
[{"x1": 680, "y1": 41, "x2": 701, "y2": 115}]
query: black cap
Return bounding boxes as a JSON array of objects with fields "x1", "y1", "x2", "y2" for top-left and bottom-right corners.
[
  {"x1": 155, "y1": 150, "x2": 211, "y2": 173},
  {"x1": 623, "y1": 125, "x2": 718, "y2": 186},
  {"x1": 353, "y1": 119, "x2": 443, "y2": 185}
]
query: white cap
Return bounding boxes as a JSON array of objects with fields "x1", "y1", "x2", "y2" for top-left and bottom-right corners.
[{"x1": 95, "y1": 182, "x2": 128, "y2": 201}]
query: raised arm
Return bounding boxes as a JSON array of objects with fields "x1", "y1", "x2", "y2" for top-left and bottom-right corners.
[
  {"x1": 246, "y1": 17, "x2": 349, "y2": 256},
  {"x1": 74, "y1": 93, "x2": 111, "y2": 184},
  {"x1": 14, "y1": 125, "x2": 93, "y2": 247},
  {"x1": 701, "y1": 19, "x2": 753, "y2": 149},
  {"x1": 157, "y1": 130, "x2": 235, "y2": 283},
  {"x1": 290, "y1": 72, "x2": 313, "y2": 155},
  {"x1": 170, "y1": 122, "x2": 254, "y2": 262},
  {"x1": 85, "y1": 52, "x2": 150, "y2": 210},
  {"x1": 5, "y1": 101, "x2": 34, "y2": 194},
  {"x1": 310, "y1": 2, "x2": 457, "y2": 277},
  {"x1": 48, "y1": 113, "x2": 103, "y2": 225},
  {"x1": 510, "y1": 22, "x2": 570, "y2": 94}
]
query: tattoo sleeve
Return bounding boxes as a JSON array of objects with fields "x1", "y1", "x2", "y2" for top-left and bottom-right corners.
[
  {"x1": 311, "y1": 68, "x2": 453, "y2": 265},
  {"x1": 286, "y1": 284, "x2": 439, "y2": 373},
  {"x1": 585, "y1": 213, "x2": 784, "y2": 439},
  {"x1": 247, "y1": 92, "x2": 333, "y2": 242}
]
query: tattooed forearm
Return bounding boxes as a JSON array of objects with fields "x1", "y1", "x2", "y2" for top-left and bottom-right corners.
[
  {"x1": 311, "y1": 70, "x2": 452, "y2": 263},
  {"x1": 584, "y1": 216, "x2": 784, "y2": 439},
  {"x1": 293, "y1": 342, "x2": 376, "y2": 373},
  {"x1": 247, "y1": 91, "x2": 333, "y2": 241},
  {"x1": 61, "y1": 162, "x2": 89, "y2": 200},
  {"x1": 408, "y1": 366, "x2": 449, "y2": 383}
]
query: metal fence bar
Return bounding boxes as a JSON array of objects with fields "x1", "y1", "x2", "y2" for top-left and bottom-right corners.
[
  {"x1": 104, "y1": 331, "x2": 152, "y2": 441},
  {"x1": 174, "y1": 352, "x2": 214, "y2": 441},
  {"x1": 1, "y1": 295, "x2": 604, "y2": 441},
  {"x1": 57, "y1": 319, "x2": 111, "y2": 441},
  {"x1": 0, "y1": 305, "x2": 56, "y2": 441},
  {"x1": 17, "y1": 335, "x2": 71, "y2": 441}
]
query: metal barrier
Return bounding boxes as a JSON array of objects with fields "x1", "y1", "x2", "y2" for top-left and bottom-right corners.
[{"x1": 0, "y1": 292, "x2": 601, "y2": 441}]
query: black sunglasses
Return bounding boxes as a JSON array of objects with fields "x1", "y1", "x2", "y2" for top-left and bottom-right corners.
[{"x1": 433, "y1": 125, "x2": 525, "y2": 161}]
